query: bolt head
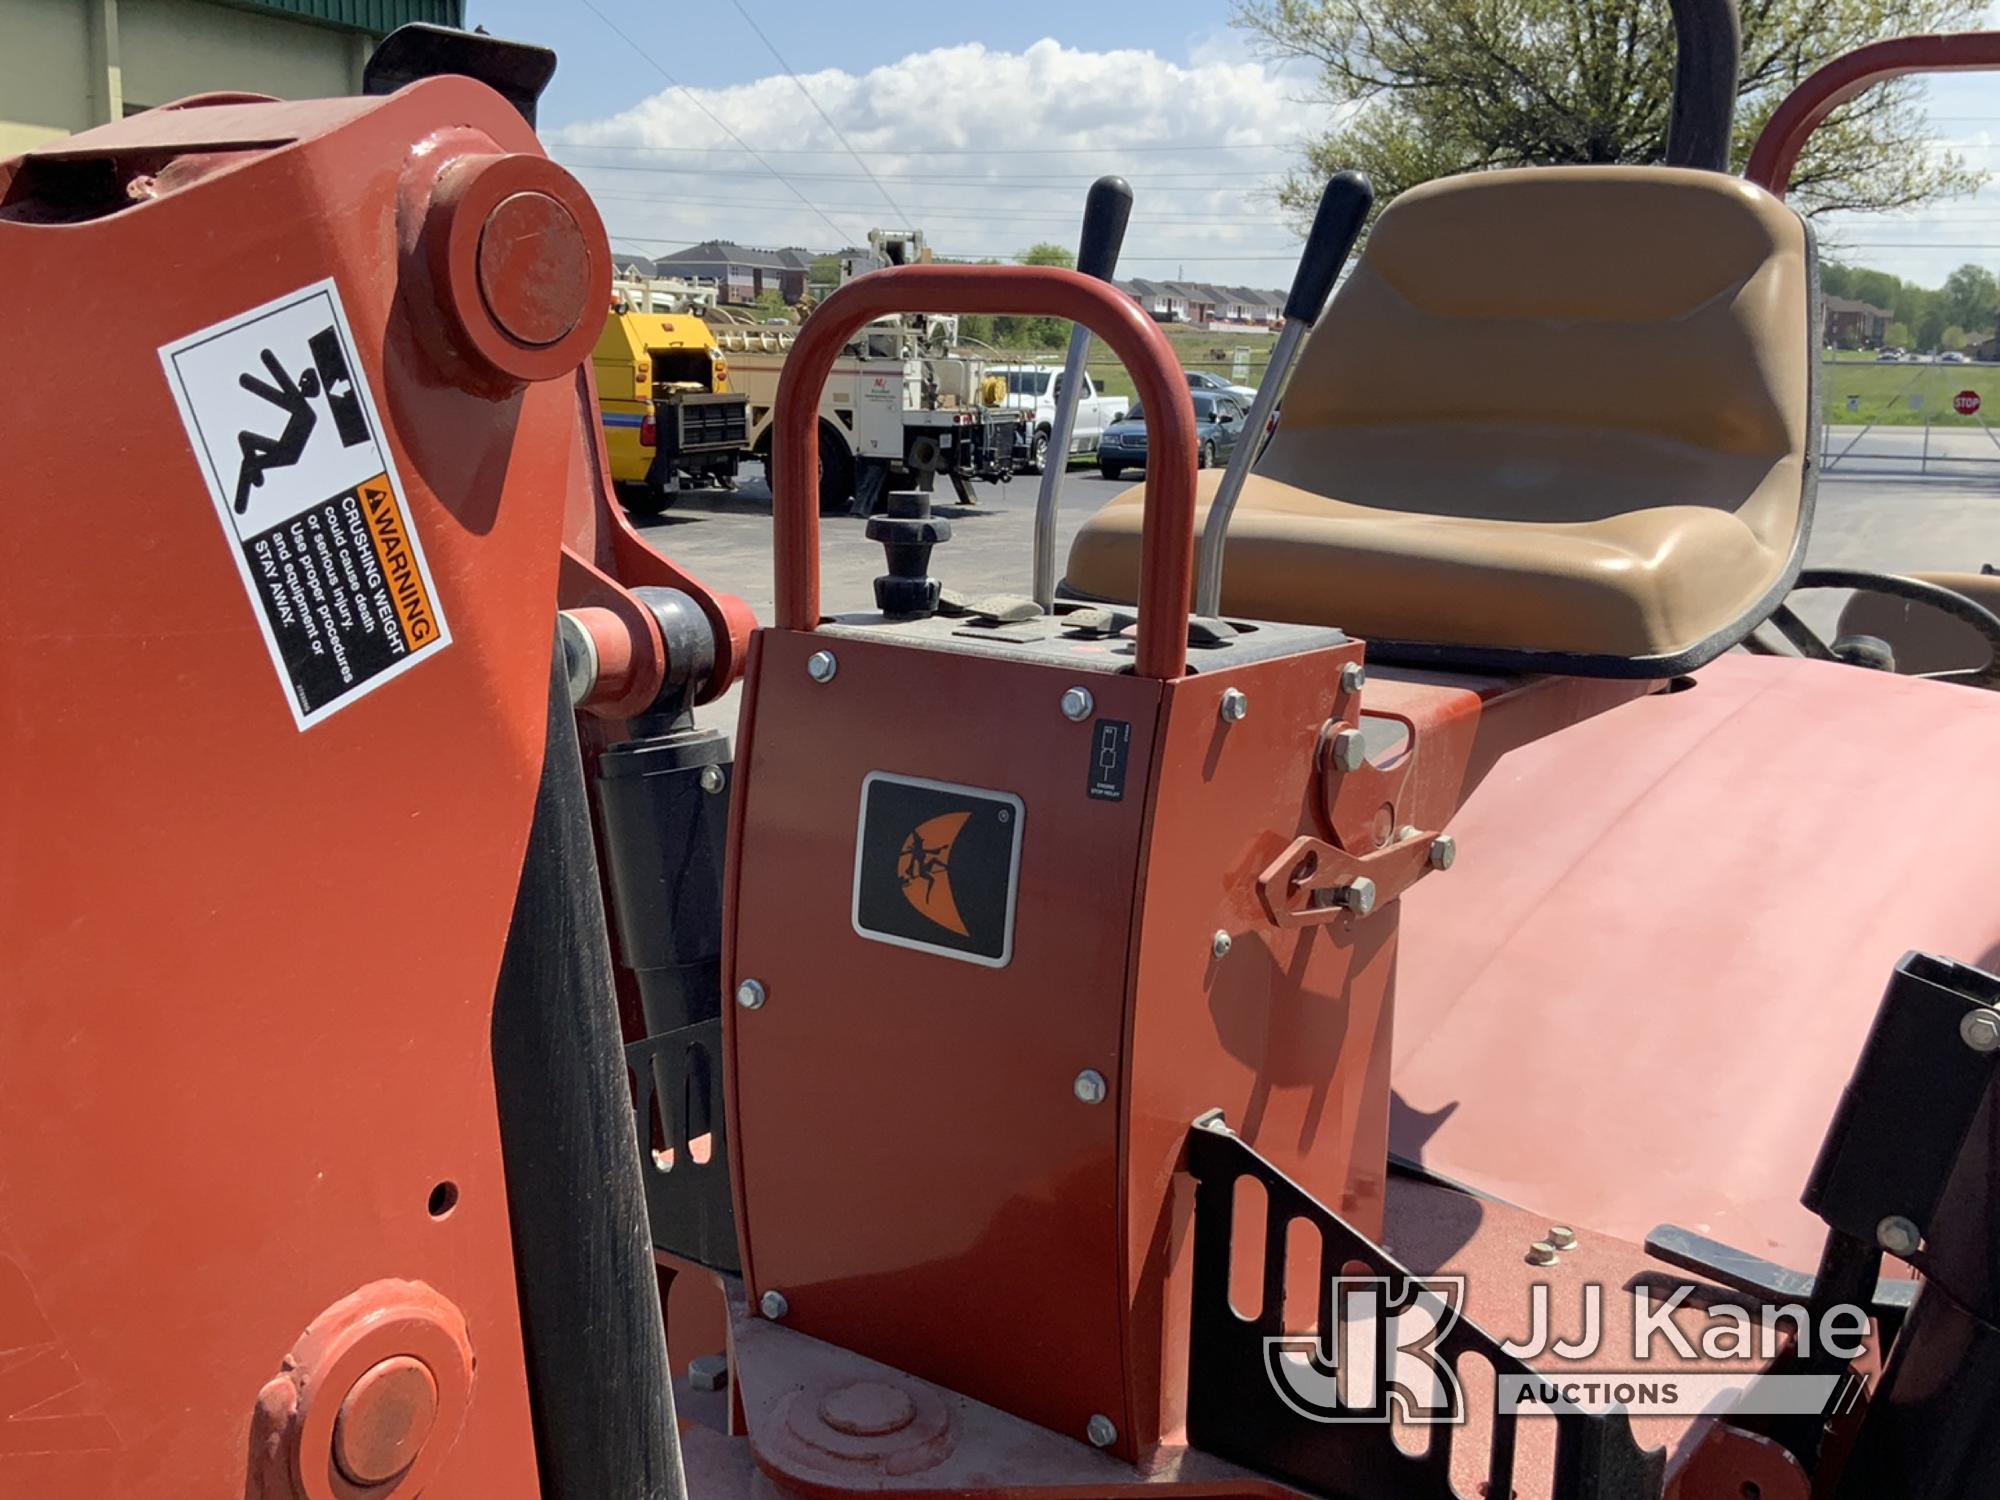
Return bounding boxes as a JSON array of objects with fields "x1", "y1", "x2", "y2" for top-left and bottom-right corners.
[
  {"x1": 1218, "y1": 688, "x2": 1249, "y2": 723},
  {"x1": 1061, "y1": 685, "x2": 1095, "y2": 721},
  {"x1": 1331, "y1": 727, "x2": 1366, "y2": 773},
  {"x1": 1962, "y1": 1008, "x2": 2000, "y2": 1053},
  {"x1": 1340, "y1": 661, "x2": 1367, "y2": 694},
  {"x1": 1547, "y1": 1225, "x2": 1577, "y2": 1251},
  {"x1": 1073, "y1": 1069, "x2": 1108, "y2": 1105},
  {"x1": 1526, "y1": 1241, "x2": 1560, "y2": 1267},
  {"x1": 699, "y1": 764, "x2": 726, "y2": 795},
  {"x1": 1086, "y1": 1414, "x2": 1118, "y2": 1448},
  {"x1": 806, "y1": 650, "x2": 838, "y2": 683},
  {"x1": 760, "y1": 1289, "x2": 790, "y2": 1320},
  {"x1": 1428, "y1": 833, "x2": 1457, "y2": 871},
  {"x1": 735, "y1": 978, "x2": 767, "y2": 1011},
  {"x1": 1339, "y1": 876, "x2": 1378, "y2": 916},
  {"x1": 1211, "y1": 929, "x2": 1233, "y2": 959},
  {"x1": 687, "y1": 1353, "x2": 730, "y2": 1392},
  {"x1": 1877, "y1": 1215, "x2": 1922, "y2": 1257}
]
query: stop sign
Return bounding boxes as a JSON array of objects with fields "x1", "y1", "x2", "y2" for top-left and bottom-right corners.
[{"x1": 1955, "y1": 389, "x2": 1982, "y2": 416}]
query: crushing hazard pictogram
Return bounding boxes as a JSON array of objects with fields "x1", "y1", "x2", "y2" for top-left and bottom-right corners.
[{"x1": 159, "y1": 279, "x2": 452, "y2": 729}]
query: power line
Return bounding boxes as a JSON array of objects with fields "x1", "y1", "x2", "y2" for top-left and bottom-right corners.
[
  {"x1": 570, "y1": 0, "x2": 857, "y2": 244},
  {"x1": 551, "y1": 140, "x2": 1296, "y2": 156},
  {"x1": 723, "y1": 0, "x2": 911, "y2": 224}
]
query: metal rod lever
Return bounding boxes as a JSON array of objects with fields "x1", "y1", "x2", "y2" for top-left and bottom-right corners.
[
  {"x1": 1033, "y1": 175, "x2": 1133, "y2": 611},
  {"x1": 1193, "y1": 172, "x2": 1372, "y2": 620}
]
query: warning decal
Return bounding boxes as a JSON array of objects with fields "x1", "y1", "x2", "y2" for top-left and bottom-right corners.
[{"x1": 159, "y1": 279, "x2": 451, "y2": 728}]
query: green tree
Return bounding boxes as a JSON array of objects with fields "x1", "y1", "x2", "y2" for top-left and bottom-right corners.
[
  {"x1": 1884, "y1": 321, "x2": 1912, "y2": 350},
  {"x1": 998, "y1": 242, "x2": 1079, "y2": 349},
  {"x1": 1943, "y1": 324, "x2": 1969, "y2": 351},
  {"x1": 1941, "y1": 263, "x2": 2000, "y2": 339},
  {"x1": 1235, "y1": 0, "x2": 1983, "y2": 221}
]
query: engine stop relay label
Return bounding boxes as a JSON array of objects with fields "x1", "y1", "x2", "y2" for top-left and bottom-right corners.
[{"x1": 159, "y1": 279, "x2": 450, "y2": 729}]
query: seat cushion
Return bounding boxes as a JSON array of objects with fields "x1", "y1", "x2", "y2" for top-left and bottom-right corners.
[
  {"x1": 1066, "y1": 430, "x2": 1800, "y2": 659},
  {"x1": 1064, "y1": 166, "x2": 1814, "y2": 670}
]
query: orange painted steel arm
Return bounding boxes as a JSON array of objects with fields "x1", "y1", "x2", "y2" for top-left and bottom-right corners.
[
  {"x1": 771, "y1": 264, "x2": 1202, "y2": 679},
  {"x1": 1747, "y1": 32, "x2": 2000, "y2": 197}
]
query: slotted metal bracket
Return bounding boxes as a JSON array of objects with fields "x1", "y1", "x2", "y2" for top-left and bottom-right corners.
[
  {"x1": 628, "y1": 1017, "x2": 739, "y2": 1273},
  {"x1": 1185, "y1": 1117, "x2": 1665, "y2": 1500}
]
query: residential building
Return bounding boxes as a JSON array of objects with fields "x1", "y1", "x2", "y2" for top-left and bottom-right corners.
[
  {"x1": 651, "y1": 241, "x2": 812, "y2": 304},
  {"x1": 1, "y1": 0, "x2": 460, "y2": 158},
  {"x1": 1824, "y1": 295, "x2": 1892, "y2": 349}
]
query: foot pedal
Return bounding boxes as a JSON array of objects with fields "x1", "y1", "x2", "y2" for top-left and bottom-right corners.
[{"x1": 1186, "y1": 1116, "x2": 1664, "y2": 1500}]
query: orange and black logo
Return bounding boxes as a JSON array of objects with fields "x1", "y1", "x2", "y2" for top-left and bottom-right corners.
[{"x1": 853, "y1": 774, "x2": 1023, "y2": 966}]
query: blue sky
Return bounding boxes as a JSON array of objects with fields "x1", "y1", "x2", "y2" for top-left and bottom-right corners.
[{"x1": 465, "y1": 0, "x2": 2000, "y2": 292}]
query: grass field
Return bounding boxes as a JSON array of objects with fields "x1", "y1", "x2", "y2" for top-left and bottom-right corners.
[
  {"x1": 1819, "y1": 357, "x2": 2000, "y2": 427},
  {"x1": 979, "y1": 327, "x2": 1279, "y2": 401}
]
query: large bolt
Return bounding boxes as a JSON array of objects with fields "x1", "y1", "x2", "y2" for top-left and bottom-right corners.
[
  {"x1": 1340, "y1": 662, "x2": 1367, "y2": 694},
  {"x1": 1073, "y1": 1069, "x2": 1108, "y2": 1105},
  {"x1": 1428, "y1": 834, "x2": 1457, "y2": 871},
  {"x1": 1086, "y1": 1414, "x2": 1119, "y2": 1448},
  {"x1": 1330, "y1": 728, "x2": 1366, "y2": 773},
  {"x1": 1218, "y1": 688, "x2": 1249, "y2": 723},
  {"x1": 1336, "y1": 877, "x2": 1378, "y2": 916},
  {"x1": 760, "y1": 1289, "x2": 791, "y2": 1320},
  {"x1": 1877, "y1": 1216, "x2": 1922, "y2": 1257},
  {"x1": 806, "y1": 650, "x2": 838, "y2": 683},
  {"x1": 333, "y1": 1356, "x2": 439, "y2": 1487},
  {"x1": 735, "y1": 978, "x2": 767, "y2": 1011},
  {"x1": 1061, "y1": 686, "x2": 1095, "y2": 721},
  {"x1": 1961, "y1": 1008, "x2": 2000, "y2": 1053}
]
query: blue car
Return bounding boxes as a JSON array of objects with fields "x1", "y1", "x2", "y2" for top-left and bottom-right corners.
[{"x1": 1097, "y1": 391, "x2": 1248, "y2": 480}]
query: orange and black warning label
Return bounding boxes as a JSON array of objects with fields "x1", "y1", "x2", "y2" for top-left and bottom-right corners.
[
  {"x1": 159, "y1": 278, "x2": 451, "y2": 729},
  {"x1": 852, "y1": 773, "x2": 1024, "y2": 967}
]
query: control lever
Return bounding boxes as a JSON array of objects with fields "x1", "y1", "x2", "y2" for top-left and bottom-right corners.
[
  {"x1": 1193, "y1": 172, "x2": 1372, "y2": 619},
  {"x1": 1031, "y1": 175, "x2": 1134, "y2": 611}
]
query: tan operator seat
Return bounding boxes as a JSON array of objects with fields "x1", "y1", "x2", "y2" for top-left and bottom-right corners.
[{"x1": 1064, "y1": 167, "x2": 1817, "y2": 674}]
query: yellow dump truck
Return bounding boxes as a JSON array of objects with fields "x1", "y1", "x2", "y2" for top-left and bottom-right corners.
[{"x1": 592, "y1": 293, "x2": 750, "y2": 515}]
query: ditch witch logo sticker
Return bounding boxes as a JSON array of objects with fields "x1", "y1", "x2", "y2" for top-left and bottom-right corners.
[
  {"x1": 1266, "y1": 1275, "x2": 1871, "y2": 1424},
  {"x1": 853, "y1": 774, "x2": 1024, "y2": 967}
]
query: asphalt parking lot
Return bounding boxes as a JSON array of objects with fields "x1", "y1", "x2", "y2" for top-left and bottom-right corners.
[{"x1": 639, "y1": 451, "x2": 2000, "y2": 731}]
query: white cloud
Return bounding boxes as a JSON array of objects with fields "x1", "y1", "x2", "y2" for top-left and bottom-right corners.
[{"x1": 549, "y1": 38, "x2": 1316, "y2": 287}]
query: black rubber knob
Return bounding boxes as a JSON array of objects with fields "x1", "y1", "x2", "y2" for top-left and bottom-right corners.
[
  {"x1": 1077, "y1": 176, "x2": 1135, "y2": 281},
  {"x1": 1284, "y1": 171, "x2": 1373, "y2": 325}
]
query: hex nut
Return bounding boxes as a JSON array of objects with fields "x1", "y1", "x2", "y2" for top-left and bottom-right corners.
[
  {"x1": 1961, "y1": 1008, "x2": 2000, "y2": 1053},
  {"x1": 760, "y1": 1289, "x2": 790, "y2": 1320},
  {"x1": 1547, "y1": 1225, "x2": 1578, "y2": 1251},
  {"x1": 1218, "y1": 688, "x2": 1249, "y2": 723},
  {"x1": 1340, "y1": 662, "x2": 1367, "y2": 694},
  {"x1": 1061, "y1": 686, "x2": 1095, "y2": 721},
  {"x1": 687, "y1": 1354, "x2": 730, "y2": 1392},
  {"x1": 699, "y1": 764, "x2": 726, "y2": 795},
  {"x1": 1073, "y1": 1069, "x2": 1108, "y2": 1105},
  {"x1": 1877, "y1": 1216, "x2": 1921, "y2": 1257},
  {"x1": 1338, "y1": 877, "x2": 1378, "y2": 916},
  {"x1": 735, "y1": 979, "x2": 767, "y2": 1011},
  {"x1": 806, "y1": 650, "x2": 838, "y2": 683},
  {"x1": 1330, "y1": 728, "x2": 1366, "y2": 773},
  {"x1": 1428, "y1": 834, "x2": 1457, "y2": 871},
  {"x1": 1526, "y1": 1241, "x2": 1560, "y2": 1267},
  {"x1": 1086, "y1": 1414, "x2": 1118, "y2": 1448}
]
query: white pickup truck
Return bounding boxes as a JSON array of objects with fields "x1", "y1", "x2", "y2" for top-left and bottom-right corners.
[{"x1": 989, "y1": 365, "x2": 1128, "y2": 473}]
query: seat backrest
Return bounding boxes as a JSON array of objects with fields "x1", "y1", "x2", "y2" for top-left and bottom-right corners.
[{"x1": 1261, "y1": 166, "x2": 1814, "y2": 534}]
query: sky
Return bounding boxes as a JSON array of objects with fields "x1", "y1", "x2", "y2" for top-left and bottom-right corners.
[{"x1": 464, "y1": 0, "x2": 2000, "y2": 293}]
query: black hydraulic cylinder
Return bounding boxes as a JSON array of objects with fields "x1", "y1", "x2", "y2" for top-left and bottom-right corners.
[{"x1": 488, "y1": 648, "x2": 687, "y2": 1500}]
